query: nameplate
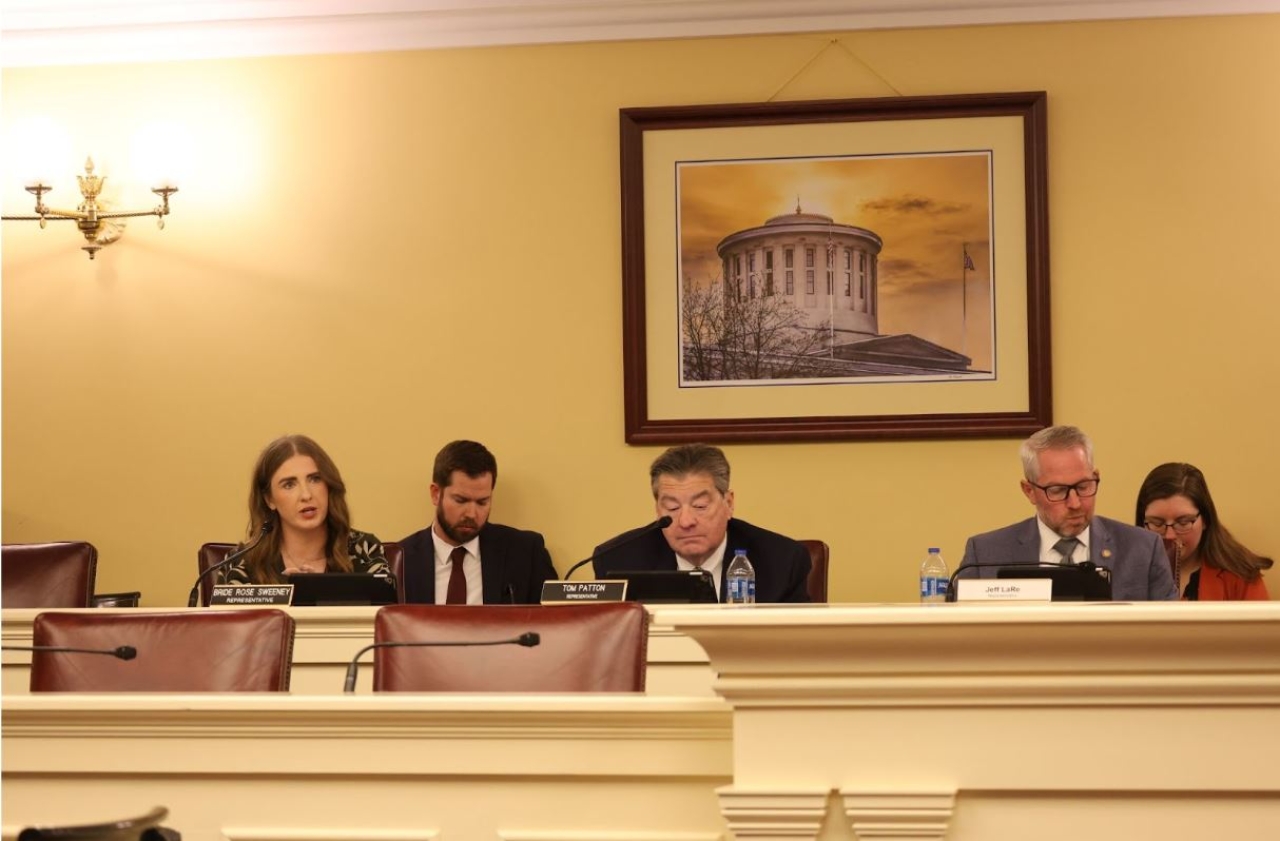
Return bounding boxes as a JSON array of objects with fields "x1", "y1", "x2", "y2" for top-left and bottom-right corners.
[
  {"x1": 955, "y1": 578, "x2": 1052, "y2": 602},
  {"x1": 210, "y1": 584, "x2": 294, "y2": 606},
  {"x1": 540, "y1": 580, "x2": 628, "y2": 603}
]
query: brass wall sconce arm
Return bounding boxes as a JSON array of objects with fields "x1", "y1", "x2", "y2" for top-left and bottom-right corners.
[{"x1": 2, "y1": 157, "x2": 178, "y2": 259}]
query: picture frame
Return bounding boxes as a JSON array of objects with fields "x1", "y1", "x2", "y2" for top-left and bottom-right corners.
[{"x1": 619, "y1": 91, "x2": 1050, "y2": 444}]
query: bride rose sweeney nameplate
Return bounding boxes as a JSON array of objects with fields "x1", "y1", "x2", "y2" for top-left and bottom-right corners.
[{"x1": 210, "y1": 584, "x2": 294, "y2": 606}]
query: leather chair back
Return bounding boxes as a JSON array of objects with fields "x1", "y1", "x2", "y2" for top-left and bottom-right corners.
[
  {"x1": 373, "y1": 602, "x2": 649, "y2": 692},
  {"x1": 198, "y1": 540, "x2": 405, "y2": 605},
  {"x1": 197, "y1": 543, "x2": 235, "y2": 606},
  {"x1": 799, "y1": 539, "x2": 830, "y2": 603},
  {"x1": 2, "y1": 542, "x2": 97, "y2": 608},
  {"x1": 30, "y1": 609, "x2": 296, "y2": 692}
]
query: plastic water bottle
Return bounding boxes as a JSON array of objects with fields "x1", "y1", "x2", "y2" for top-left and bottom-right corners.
[
  {"x1": 920, "y1": 548, "x2": 949, "y2": 604},
  {"x1": 726, "y1": 549, "x2": 756, "y2": 605}
]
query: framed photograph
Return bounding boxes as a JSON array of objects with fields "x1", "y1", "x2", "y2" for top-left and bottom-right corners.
[{"x1": 619, "y1": 91, "x2": 1050, "y2": 443}]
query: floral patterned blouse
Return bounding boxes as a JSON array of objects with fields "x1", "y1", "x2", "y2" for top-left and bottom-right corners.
[{"x1": 220, "y1": 530, "x2": 389, "y2": 584}]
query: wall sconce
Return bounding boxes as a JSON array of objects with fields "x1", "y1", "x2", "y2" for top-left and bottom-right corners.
[{"x1": 1, "y1": 157, "x2": 177, "y2": 259}]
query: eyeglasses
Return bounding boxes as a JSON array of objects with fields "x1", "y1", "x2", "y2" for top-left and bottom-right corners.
[
  {"x1": 1144, "y1": 514, "x2": 1200, "y2": 534},
  {"x1": 1027, "y1": 477, "x2": 1101, "y2": 502}
]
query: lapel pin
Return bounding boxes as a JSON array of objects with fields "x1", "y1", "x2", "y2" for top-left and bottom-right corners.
[{"x1": 1102, "y1": 549, "x2": 1112, "y2": 559}]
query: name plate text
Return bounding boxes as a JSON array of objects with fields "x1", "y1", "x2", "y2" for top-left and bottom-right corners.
[
  {"x1": 210, "y1": 584, "x2": 295, "y2": 606},
  {"x1": 955, "y1": 578, "x2": 1053, "y2": 602},
  {"x1": 540, "y1": 580, "x2": 628, "y2": 603}
]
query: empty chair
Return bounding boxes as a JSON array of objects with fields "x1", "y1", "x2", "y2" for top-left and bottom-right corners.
[
  {"x1": 30, "y1": 609, "x2": 295, "y2": 692},
  {"x1": 197, "y1": 541, "x2": 405, "y2": 605},
  {"x1": 799, "y1": 539, "x2": 830, "y2": 603},
  {"x1": 373, "y1": 602, "x2": 649, "y2": 692},
  {"x1": 2, "y1": 541, "x2": 98, "y2": 608}
]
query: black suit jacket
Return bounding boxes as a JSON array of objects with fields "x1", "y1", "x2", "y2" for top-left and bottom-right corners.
[
  {"x1": 592, "y1": 517, "x2": 811, "y2": 603},
  {"x1": 400, "y1": 522, "x2": 557, "y2": 605}
]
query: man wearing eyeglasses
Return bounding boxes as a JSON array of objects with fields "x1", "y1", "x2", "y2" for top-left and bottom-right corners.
[
  {"x1": 956, "y1": 425, "x2": 1177, "y2": 600},
  {"x1": 591, "y1": 443, "x2": 812, "y2": 602}
]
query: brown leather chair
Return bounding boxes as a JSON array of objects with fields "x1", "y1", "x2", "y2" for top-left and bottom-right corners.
[
  {"x1": 29, "y1": 609, "x2": 296, "y2": 692},
  {"x1": 197, "y1": 542, "x2": 235, "y2": 606},
  {"x1": 197, "y1": 540, "x2": 405, "y2": 605},
  {"x1": 373, "y1": 602, "x2": 649, "y2": 692},
  {"x1": 799, "y1": 539, "x2": 829, "y2": 603},
  {"x1": 2, "y1": 542, "x2": 97, "y2": 608}
]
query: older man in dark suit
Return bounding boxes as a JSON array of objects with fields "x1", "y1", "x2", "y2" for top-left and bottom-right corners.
[
  {"x1": 400, "y1": 440, "x2": 555, "y2": 605},
  {"x1": 593, "y1": 444, "x2": 810, "y2": 603},
  {"x1": 957, "y1": 425, "x2": 1177, "y2": 600}
]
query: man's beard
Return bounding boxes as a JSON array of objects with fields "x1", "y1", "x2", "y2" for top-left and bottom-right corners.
[{"x1": 437, "y1": 503, "x2": 483, "y2": 544}]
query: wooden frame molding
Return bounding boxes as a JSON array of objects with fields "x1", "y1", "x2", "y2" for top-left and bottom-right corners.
[{"x1": 842, "y1": 791, "x2": 957, "y2": 840}]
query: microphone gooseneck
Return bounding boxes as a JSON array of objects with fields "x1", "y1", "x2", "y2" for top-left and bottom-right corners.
[
  {"x1": 3, "y1": 644, "x2": 138, "y2": 661},
  {"x1": 187, "y1": 519, "x2": 274, "y2": 607},
  {"x1": 341, "y1": 632, "x2": 541, "y2": 693},
  {"x1": 563, "y1": 515, "x2": 674, "y2": 580}
]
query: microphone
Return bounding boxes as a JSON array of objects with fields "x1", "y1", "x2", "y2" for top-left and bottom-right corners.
[
  {"x1": 342, "y1": 632, "x2": 540, "y2": 693},
  {"x1": 2, "y1": 644, "x2": 137, "y2": 660},
  {"x1": 187, "y1": 520, "x2": 274, "y2": 607},
  {"x1": 563, "y1": 516, "x2": 673, "y2": 579},
  {"x1": 947, "y1": 560, "x2": 1111, "y2": 601}
]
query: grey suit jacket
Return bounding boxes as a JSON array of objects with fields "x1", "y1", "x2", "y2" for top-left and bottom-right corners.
[{"x1": 958, "y1": 515, "x2": 1178, "y2": 601}]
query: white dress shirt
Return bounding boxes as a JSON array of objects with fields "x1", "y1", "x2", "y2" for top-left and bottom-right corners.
[
  {"x1": 1036, "y1": 517, "x2": 1091, "y2": 565},
  {"x1": 675, "y1": 535, "x2": 728, "y2": 600}
]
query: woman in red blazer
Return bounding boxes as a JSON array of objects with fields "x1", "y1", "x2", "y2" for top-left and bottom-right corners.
[{"x1": 1135, "y1": 463, "x2": 1271, "y2": 600}]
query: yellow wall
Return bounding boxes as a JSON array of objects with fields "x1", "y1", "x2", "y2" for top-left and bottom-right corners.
[{"x1": 4, "y1": 14, "x2": 1278, "y2": 605}]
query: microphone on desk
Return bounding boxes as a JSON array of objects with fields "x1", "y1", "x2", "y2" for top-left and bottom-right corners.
[
  {"x1": 947, "y1": 560, "x2": 1111, "y2": 602},
  {"x1": 187, "y1": 520, "x2": 274, "y2": 607},
  {"x1": 2, "y1": 644, "x2": 137, "y2": 660},
  {"x1": 562, "y1": 516, "x2": 673, "y2": 580},
  {"x1": 342, "y1": 632, "x2": 540, "y2": 693}
]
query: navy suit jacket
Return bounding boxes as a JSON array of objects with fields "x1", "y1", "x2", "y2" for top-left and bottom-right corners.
[
  {"x1": 400, "y1": 522, "x2": 557, "y2": 605},
  {"x1": 592, "y1": 517, "x2": 811, "y2": 603},
  {"x1": 957, "y1": 515, "x2": 1177, "y2": 601}
]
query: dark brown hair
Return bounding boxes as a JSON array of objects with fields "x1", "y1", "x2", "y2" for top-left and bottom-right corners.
[
  {"x1": 432, "y1": 440, "x2": 498, "y2": 488},
  {"x1": 1135, "y1": 462, "x2": 1270, "y2": 581}
]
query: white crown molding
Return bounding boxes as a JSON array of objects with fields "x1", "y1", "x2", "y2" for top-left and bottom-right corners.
[{"x1": 3, "y1": 0, "x2": 1278, "y2": 67}]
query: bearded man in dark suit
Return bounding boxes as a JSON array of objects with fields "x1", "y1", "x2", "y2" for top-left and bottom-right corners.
[{"x1": 401, "y1": 440, "x2": 555, "y2": 604}]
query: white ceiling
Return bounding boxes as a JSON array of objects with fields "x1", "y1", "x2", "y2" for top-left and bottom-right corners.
[{"x1": 2, "y1": 0, "x2": 1277, "y2": 67}]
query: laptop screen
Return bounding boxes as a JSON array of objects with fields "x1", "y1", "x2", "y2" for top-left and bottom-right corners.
[
  {"x1": 604, "y1": 570, "x2": 718, "y2": 604},
  {"x1": 286, "y1": 573, "x2": 397, "y2": 606},
  {"x1": 995, "y1": 565, "x2": 1112, "y2": 601}
]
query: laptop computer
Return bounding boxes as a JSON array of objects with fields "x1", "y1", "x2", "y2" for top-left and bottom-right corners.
[
  {"x1": 995, "y1": 563, "x2": 1113, "y2": 601},
  {"x1": 286, "y1": 573, "x2": 397, "y2": 606},
  {"x1": 604, "y1": 569, "x2": 718, "y2": 604}
]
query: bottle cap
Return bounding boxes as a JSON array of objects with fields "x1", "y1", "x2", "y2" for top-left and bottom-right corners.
[
  {"x1": 928, "y1": 547, "x2": 940, "y2": 553},
  {"x1": 734, "y1": 548, "x2": 747, "y2": 556}
]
